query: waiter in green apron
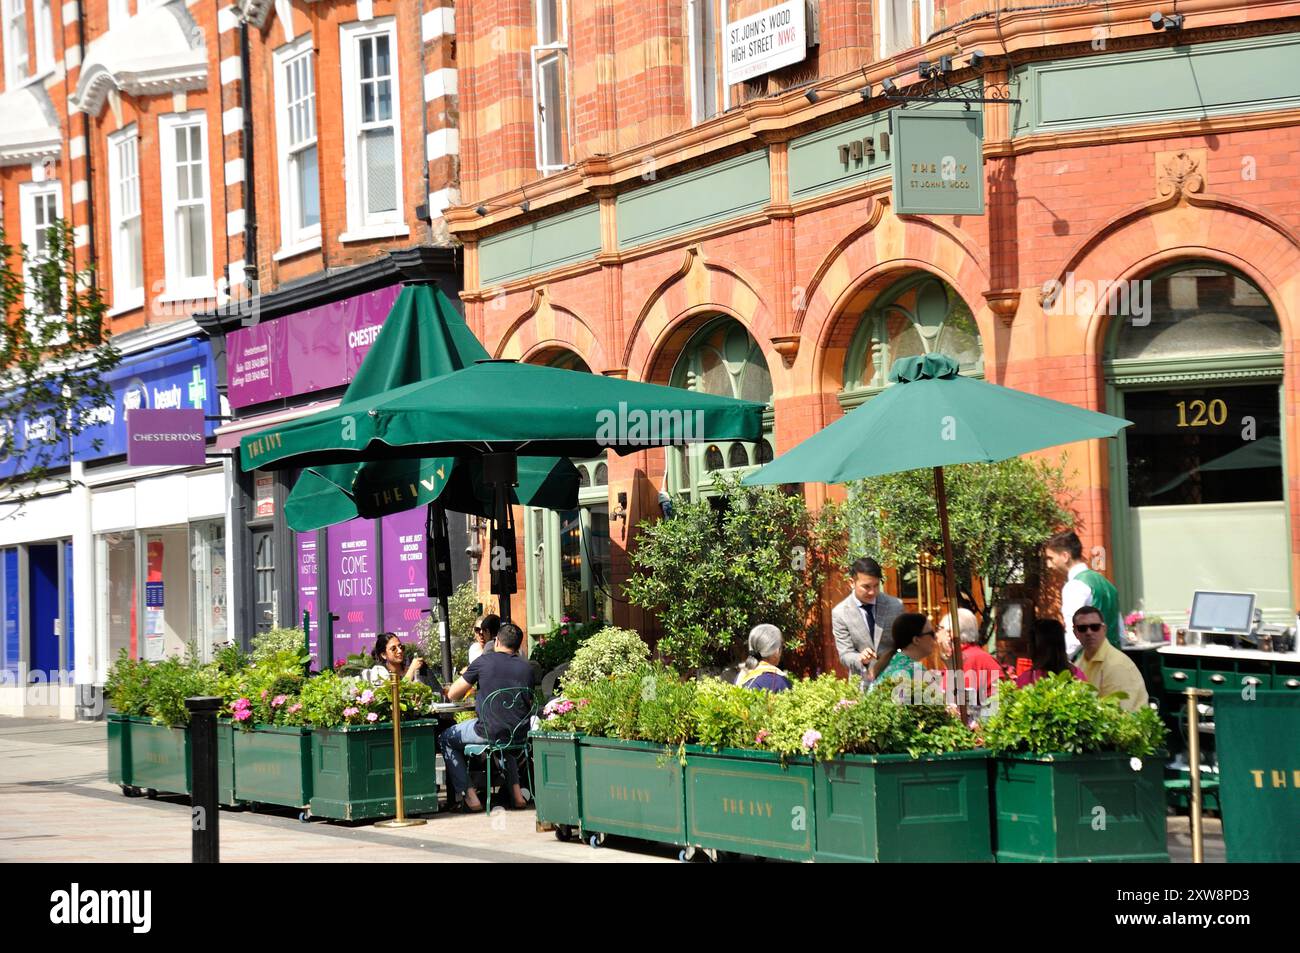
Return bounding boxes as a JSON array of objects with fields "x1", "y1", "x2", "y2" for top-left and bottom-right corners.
[{"x1": 1044, "y1": 530, "x2": 1123, "y2": 655}]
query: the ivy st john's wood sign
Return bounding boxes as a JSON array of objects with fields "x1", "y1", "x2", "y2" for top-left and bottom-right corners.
[{"x1": 890, "y1": 109, "x2": 985, "y2": 216}]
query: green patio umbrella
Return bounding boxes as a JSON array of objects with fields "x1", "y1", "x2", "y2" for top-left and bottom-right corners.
[
  {"x1": 270, "y1": 283, "x2": 578, "y2": 679},
  {"x1": 241, "y1": 351, "x2": 766, "y2": 625},
  {"x1": 744, "y1": 353, "x2": 1132, "y2": 682}
]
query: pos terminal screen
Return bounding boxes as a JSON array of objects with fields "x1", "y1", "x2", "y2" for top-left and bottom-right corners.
[{"x1": 1188, "y1": 591, "x2": 1256, "y2": 635}]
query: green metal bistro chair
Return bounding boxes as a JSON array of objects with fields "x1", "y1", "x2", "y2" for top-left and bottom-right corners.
[{"x1": 463, "y1": 686, "x2": 536, "y2": 815}]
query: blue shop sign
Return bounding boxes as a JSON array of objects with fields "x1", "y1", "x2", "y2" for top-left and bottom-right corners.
[
  {"x1": 0, "y1": 394, "x2": 71, "y2": 481},
  {"x1": 73, "y1": 337, "x2": 219, "y2": 463}
]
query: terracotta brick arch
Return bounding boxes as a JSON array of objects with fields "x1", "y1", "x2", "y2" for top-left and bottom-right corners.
[
  {"x1": 624, "y1": 245, "x2": 780, "y2": 383},
  {"x1": 797, "y1": 207, "x2": 992, "y2": 404},
  {"x1": 494, "y1": 286, "x2": 609, "y2": 370}
]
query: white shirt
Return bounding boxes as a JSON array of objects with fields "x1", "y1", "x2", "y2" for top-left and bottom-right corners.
[{"x1": 1060, "y1": 563, "x2": 1091, "y2": 655}]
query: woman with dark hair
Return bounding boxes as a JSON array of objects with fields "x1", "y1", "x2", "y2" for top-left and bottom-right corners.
[
  {"x1": 467, "y1": 614, "x2": 501, "y2": 665},
  {"x1": 364, "y1": 632, "x2": 438, "y2": 688},
  {"x1": 869, "y1": 612, "x2": 937, "y2": 690},
  {"x1": 1015, "y1": 618, "x2": 1085, "y2": 687}
]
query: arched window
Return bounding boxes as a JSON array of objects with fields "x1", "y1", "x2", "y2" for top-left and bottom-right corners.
[
  {"x1": 1105, "y1": 263, "x2": 1287, "y2": 621},
  {"x1": 666, "y1": 316, "x2": 774, "y2": 499},
  {"x1": 841, "y1": 274, "x2": 983, "y2": 408}
]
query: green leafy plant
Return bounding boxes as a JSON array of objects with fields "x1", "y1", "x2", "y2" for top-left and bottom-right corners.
[
  {"x1": 141, "y1": 655, "x2": 220, "y2": 728},
  {"x1": 691, "y1": 679, "x2": 773, "y2": 750},
  {"x1": 625, "y1": 473, "x2": 846, "y2": 671},
  {"x1": 418, "y1": 581, "x2": 481, "y2": 675},
  {"x1": 843, "y1": 457, "x2": 1076, "y2": 639},
  {"x1": 250, "y1": 626, "x2": 312, "y2": 664},
  {"x1": 983, "y1": 672, "x2": 1166, "y2": 757},
  {"x1": 212, "y1": 643, "x2": 248, "y2": 676},
  {"x1": 635, "y1": 667, "x2": 698, "y2": 745},
  {"x1": 105, "y1": 650, "x2": 150, "y2": 716},
  {"x1": 560, "y1": 626, "x2": 649, "y2": 690},
  {"x1": 531, "y1": 616, "x2": 601, "y2": 675},
  {"x1": 220, "y1": 647, "x2": 311, "y2": 729}
]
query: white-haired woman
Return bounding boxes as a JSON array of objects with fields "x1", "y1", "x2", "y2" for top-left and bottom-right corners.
[{"x1": 736, "y1": 624, "x2": 792, "y2": 693}]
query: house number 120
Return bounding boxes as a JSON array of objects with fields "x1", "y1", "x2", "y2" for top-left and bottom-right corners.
[{"x1": 1176, "y1": 399, "x2": 1227, "y2": 427}]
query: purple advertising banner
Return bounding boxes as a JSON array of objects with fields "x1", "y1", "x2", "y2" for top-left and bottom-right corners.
[
  {"x1": 326, "y1": 519, "x2": 379, "y2": 663},
  {"x1": 126, "y1": 409, "x2": 207, "y2": 466},
  {"x1": 296, "y1": 534, "x2": 320, "y2": 670},
  {"x1": 382, "y1": 508, "x2": 428, "y2": 643},
  {"x1": 226, "y1": 285, "x2": 401, "y2": 408}
]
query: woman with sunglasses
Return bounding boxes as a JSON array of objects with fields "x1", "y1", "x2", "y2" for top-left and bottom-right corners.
[
  {"x1": 1015, "y1": 618, "x2": 1085, "y2": 687},
  {"x1": 870, "y1": 612, "x2": 938, "y2": 691},
  {"x1": 467, "y1": 614, "x2": 501, "y2": 665}
]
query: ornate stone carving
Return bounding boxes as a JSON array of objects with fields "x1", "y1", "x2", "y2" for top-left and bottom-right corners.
[
  {"x1": 770, "y1": 334, "x2": 801, "y2": 367},
  {"x1": 983, "y1": 290, "x2": 1022, "y2": 328},
  {"x1": 1156, "y1": 150, "x2": 1206, "y2": 201}
]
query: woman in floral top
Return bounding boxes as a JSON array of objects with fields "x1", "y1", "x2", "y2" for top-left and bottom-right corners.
[{"x1": 870, "y1": 613, "x2": 938, "y2": 690}]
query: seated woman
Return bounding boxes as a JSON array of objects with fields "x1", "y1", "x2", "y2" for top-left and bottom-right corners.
[
  {"x1": 869, "y1": 613, "x2": 938, "y2": 690},
  {"x1": 364, "y1": 632, "x2": 438, "y2": 689},
  {"x1": 1015, "y1": 618, "x2": 1085, "y2": 687},
  {"x1": 736, "y1": 624, "x2": 792, "y2": 693},
  {"x1": 467, "y1": 614, "x2": 500, "y2": 666}
]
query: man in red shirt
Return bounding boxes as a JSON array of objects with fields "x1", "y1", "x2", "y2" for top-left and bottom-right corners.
[{"x1": 939, "y1": 608, "x2": 1007, "y2": 707}]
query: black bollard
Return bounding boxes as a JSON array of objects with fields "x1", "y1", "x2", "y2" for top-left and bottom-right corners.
[{"x1": 186, "y1": 696, "x2": 222, "y2": 864}]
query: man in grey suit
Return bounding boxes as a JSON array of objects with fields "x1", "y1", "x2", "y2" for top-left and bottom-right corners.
[{"x1": 832, "y1": 557, "x2": 905, "y2": 685}]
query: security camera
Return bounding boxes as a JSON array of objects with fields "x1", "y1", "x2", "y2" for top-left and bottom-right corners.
[
  {"x1": 968, "y1": 50, "x2": 986, "y2": 69},
  {"x1": 881, "y1": 77, "x2": 897, "y2": 94},
  {"x1": 1150, "y1": 11, "x2": 1185, "y2": 31}
]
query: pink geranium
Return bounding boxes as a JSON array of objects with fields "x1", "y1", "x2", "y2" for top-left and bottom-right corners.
[
  {"x1": 801, "y1": 729, "x2": 822, "y2": 750},
  {"x1": 366, "y1": 712, "x2": 379, "y2": 723},
  {"x1": 271, "y1": 694, "x2": 287, "y2": 708},
  {"x1": 287, "y1": 703, "x2": 302, "y2": 715},
  {"x1": 233, "y1": 708, "x2": 252, "y2": 722},
  {"x1": 342, "y1": 706, "x2": 359, "y2": 718},
  {"x1": 755, "y1": 729, "x2": 770, "y2": 745},
  {"x1": 358, "y1": 689, "x2": 375, "y2": 705}
]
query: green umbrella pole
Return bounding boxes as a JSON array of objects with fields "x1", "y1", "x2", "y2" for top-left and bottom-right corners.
[
  {"x1": 484, "y1": 453, "x2": 519, "y2": 624},
  {"x1": 302, "y1": 610, "x2": 311, "y2": 665},
  {"x1": 426, "y1": 503, "x2": 455, "y2": 685},
  {"x1": 933, "y1": 466, "x2": 967, "y2": 719},
  {"x1": 322, "y1": 612, "x2": 338, "y2": 672}
]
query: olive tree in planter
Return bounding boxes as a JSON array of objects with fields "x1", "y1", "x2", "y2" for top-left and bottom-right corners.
[
  {"x1": 843, "y1": 457, "x2": 1075, "y2": 640},
  {"x1": 983, "y1": 673, "x2": 1169, "y2": 862},
  {"x1": 624, "y1": 474, "x2": 847, "y2": 672}
]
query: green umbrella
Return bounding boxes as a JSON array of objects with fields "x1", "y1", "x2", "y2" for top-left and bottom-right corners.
[
  {"x1": 241, "y1": 360, "x2": 764, "y2": 472},
  {"x1": 281, "y1": 284, "x2": 579, "y2": 531},
  {"x1": 744, "y1": 353, "x2": 1132, "y2": 685},
  {"x1": 241, "y1": 354, "x2": 765, "y2": 624}
]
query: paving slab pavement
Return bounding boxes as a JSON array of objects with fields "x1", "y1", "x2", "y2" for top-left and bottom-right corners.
[{"x1": 0, "y1": 716, "x2": 1222, "y2": 863}]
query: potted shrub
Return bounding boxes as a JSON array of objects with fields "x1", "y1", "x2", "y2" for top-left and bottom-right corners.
[
  {"x1": 221, "y1": 647, "x2": 314, "y2": 810},
  {"x1": 983, "y1": 672, "x2": 1169, "y2": 862}
]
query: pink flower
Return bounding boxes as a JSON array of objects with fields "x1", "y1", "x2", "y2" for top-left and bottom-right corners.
[
  {"x1": 801, "y1": 729, "x2": 822, "y2": 750},
  {"x1": 538, "y1": 638, "x2": 547, "y2": 646},
  {"x1": 287, "y1": 703, "x2": 302, "y2": 714},
  {"x1": 576, "y1": 698, "x2": 590, "y2": 708},
  {"x1": 358, "y1": 689, "x2": 375, "y2": 705},
  {"x1": 562, "y1": 615, "x2": 571, "y2": 623},
  {"x1": 343, "y1": 706, "x2": 359, "y2": 718},
  {"x1": 260, "y1": 689, "x2": 268, "y2": 700},
  {"x1": 232, "y1": 697, "x2": 250, "y2": 711},
  {"x1": 755, "y1": 729, "x2": 770, "y2": 744},
  {"x1": 233, "y1": 708, "x2": 252, "y2": 722},
  {"x1": 271, "y1": 695, "x2": 287, "y2": 708},
  {"x1": 366, "y1": 712, "x2": 379, "y2": 723},
  {"x1": 834, "y1": 699, "x2": 857, "y2": 711}
]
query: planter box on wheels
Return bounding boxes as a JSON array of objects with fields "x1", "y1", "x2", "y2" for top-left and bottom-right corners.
[
  {"x1": 108, "y1": 714, "x2": 238, "y2": 805},
  {"x1": 683, "y1": 746, "x2": 815, "y2": 862},
  {"x1": 308, "y1": 720, "x2": 440, "y2": 822},
  {"x1": 232, "y1": 725, "x2": 313, "y2": 809},
  {"x1": 578, "y1": 737, "x2": 687, "y2": 847},
  {"x1": 814, "y1": 750, "x2": 993, "y2": 863},
  {"x1": 531, "y1": 731, "x2": 582, "y2": 834},
  {"x1": 992, "y1": 752, "x2": 1168, "y2": 863}
]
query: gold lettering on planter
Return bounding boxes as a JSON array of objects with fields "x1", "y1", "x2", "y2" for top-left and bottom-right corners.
[
  {"x1": 1248, "y1": 768, "x2": 1299, "y2": 788},
  {"x1": 608, "y1": 784, "x2": 651, "y2": 802},
  {"x1": 721, "y1": 797, "x2": 774, "y2": 817}
]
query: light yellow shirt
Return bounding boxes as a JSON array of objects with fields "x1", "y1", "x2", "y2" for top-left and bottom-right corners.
[{"x1": 1079, "y1": 639, "x2": 1149, "y2": 712}]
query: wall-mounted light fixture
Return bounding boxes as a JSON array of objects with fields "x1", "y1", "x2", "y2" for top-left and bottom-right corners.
[
  {"x1": 804, "y1": 89, "x2": 819, "y2": 104},
  {"x1": 967, "y1": 50, "x2": 986, "y2": 69},
  {"x1": 1150, "y1": 10, "x2": 1185, "y2": 31},
  {"x1": 474, "y1": 205, "x2": 488, "y2": 216},
  {"x1": 612, "y1": 491, "x2": 628, "y2": 523}
]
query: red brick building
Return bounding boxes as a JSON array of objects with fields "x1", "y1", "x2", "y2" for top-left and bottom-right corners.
[{"x1": 448, "y1": 0, "x2": 1300, "y2": 667}]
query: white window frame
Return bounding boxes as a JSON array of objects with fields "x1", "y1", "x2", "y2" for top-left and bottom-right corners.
[
  {"x1": 4, "y1": 0, "x2": 29, "y2": 86},
  {"x1": 273, "y1": 35, "x2": 321, "y2": 254},
  {"x1": 32, "y1": 0, "x2": 52, "y2": 73},
  {"x1": 339, "y1": 17, "x2": 405, "y2": 239},
  {"x1": 530, "y1": 0, "x2": 570, "y2": 174},
  {"x1": 107, "y1": 0, "x2": 131, "y2": 31},
  {"x1": 878, "y1": 0, "x2": 933, "y2": 58},
  {"x1": 158, "y1": 111, "x2": 215, "y2": 300},
  {"x1": 19, "y1": 178, "x2": 63, "y2": 332},
  {"x1": 687, "y1": 0, "x2": 719, "y2": 125},
  {"x1": 107, "y1": 125, "x2": 144, "y2": 312}
]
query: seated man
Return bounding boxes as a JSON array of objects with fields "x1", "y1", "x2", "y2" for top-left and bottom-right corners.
[
  {"x1": 440, "y1": 622, "x2": 537, "y2": 812},
  {"x1": 1073, "y1": 606, "x2": 1149, "y2": 712}
]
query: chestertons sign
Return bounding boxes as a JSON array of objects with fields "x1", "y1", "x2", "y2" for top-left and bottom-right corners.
[
  {"x1": 725, "y1": 1, "x2": 808, "y2": 85},
  {"x1": 127, "y1": 409, "x2": 206, "y2": 466}
]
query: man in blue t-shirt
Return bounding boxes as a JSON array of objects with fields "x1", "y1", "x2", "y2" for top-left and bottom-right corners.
[{"x1": 442, "y1": 622, "x2": 537, "y2": 812}]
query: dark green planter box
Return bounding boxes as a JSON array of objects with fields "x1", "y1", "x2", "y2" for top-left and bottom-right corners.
[
  {"x1": 308, "y1": 720, "x2": 440, "y2": 821},
  {"x1": 683, "y1": 745, "x2": 815, "y2": 861},
  {"x1": 110, "y1": 715, "x2": 191, "y2": 795},
  {"x1": 814, "y1": 749, "x2": 993, "y2": 863},
  {"x1": 992, "y1": 752, "x2": 1169, "y2": 863},
  {"x1": 531, "y1": 731, "x2": 582, "y2": 828},
  {"x1": 578, "y1": 737, "x2": 686, "y2": 846},
  {"x1": 232, "y1": 725, "x2": 313, "y2": 808},
  {"x1": 107, "y1": 714, "x2": 237, "y2": 805}
]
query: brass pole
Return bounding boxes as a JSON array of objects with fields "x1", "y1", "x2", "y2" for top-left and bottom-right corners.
[
  {"x1": 376, "y1": 670, "x2": 426, "y2": 828},
  {"x1": 1185, "y1": 687, "x2": 1209, "y2": 862}
]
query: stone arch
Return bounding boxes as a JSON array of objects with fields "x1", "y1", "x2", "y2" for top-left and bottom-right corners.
[
  {"x1": 796, "y1": 202, "x2": 993, "y2": 404},
  {"x1": 624, "y1": 245, "x2": 780, "y2": 383},
  {"x1": 494, "y1": 286, "x2": 608, "y2": 370}
]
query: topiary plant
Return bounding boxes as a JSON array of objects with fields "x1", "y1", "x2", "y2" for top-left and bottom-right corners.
[{"x1": 560, "y1": 626, "x2": 649, "y2": 690}]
